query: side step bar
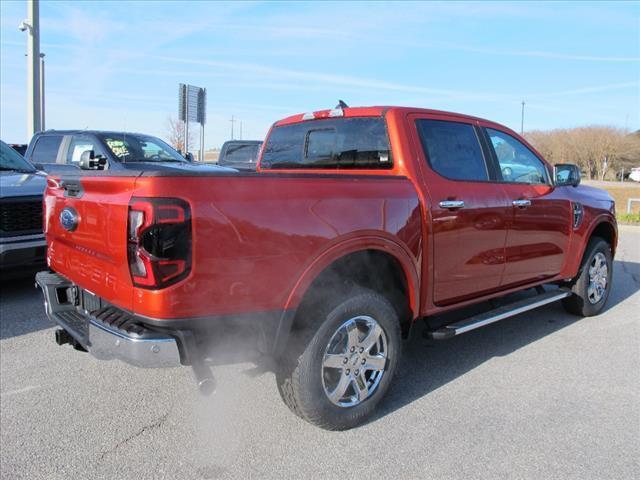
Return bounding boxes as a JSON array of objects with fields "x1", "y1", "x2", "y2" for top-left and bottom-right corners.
[{"x1": 425, "y1": 289, "x2": 572, "y2": 340}]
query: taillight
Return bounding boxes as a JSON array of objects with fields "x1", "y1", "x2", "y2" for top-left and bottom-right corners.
[{"x1": 127, "y1": 197, "x2": 192, "y2": 289}]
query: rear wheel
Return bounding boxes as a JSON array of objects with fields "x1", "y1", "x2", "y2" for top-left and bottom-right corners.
[
  {"x1": 276, "y1": 288, "x2": 401, "y2": 430},
  {"x1": 562, "y1": 237, "x2": 613, "y2": 316}
]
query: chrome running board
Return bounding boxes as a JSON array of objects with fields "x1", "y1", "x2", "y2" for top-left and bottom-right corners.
[{"x1": 426, "y1": 289, "x2": 572, "y2": 340}]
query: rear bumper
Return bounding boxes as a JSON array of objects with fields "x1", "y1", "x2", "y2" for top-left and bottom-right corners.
[{"x1": 35, "y1": 271, "x2": 181, "y2": 368}]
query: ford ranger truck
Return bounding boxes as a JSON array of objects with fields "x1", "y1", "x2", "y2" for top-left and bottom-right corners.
[{"x1": 36, "y1": 105, "x2": 617, "y2": 430}]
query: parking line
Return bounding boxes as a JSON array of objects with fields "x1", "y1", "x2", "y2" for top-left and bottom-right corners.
[{"x1": 0, "y1": 385, "x2": 41, "y2": 398}]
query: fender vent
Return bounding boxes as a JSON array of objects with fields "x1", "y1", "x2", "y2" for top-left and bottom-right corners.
[{"x1": 572, "y1": 202, "x2": 584, "y2": 229}]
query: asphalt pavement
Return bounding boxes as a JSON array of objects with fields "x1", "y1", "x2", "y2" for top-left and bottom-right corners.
[{"x1": 1, "y1": 227, "x2": 639, "y2": 479}]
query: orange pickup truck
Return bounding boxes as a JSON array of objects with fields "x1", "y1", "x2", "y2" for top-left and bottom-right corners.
[{"x1": 37, "y1": 105, "x2": 616, "y2": 430}]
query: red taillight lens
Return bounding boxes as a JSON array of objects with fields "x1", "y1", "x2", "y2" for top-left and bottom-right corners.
[{"x1": 127, "y1": 198, "x2": 192, "y2": 289}]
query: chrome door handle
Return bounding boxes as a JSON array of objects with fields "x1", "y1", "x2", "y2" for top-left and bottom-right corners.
[
  {"x1": 439, "y1": 200, "x2": 465, "y2": 209},
  {"x1": 512, "y1": 199, "x2": 532, "y2": 208}
]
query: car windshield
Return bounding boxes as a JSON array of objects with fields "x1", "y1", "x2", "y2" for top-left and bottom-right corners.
[
  {"x1": 0, "y1": 140, "x2": 36, "y2": 172},
  {"x1": 97, "y1": 133, "x2": 186, "y2": 163}
]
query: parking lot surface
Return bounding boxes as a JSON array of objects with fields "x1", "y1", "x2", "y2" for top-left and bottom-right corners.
[{"x1": 1, "y1": 227, "x2": 639, "y2": 480}]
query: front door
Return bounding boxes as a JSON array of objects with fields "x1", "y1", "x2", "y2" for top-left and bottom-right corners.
[
  {"x1": 412, "y1": 116, "x2": 511, "y2": 306},
  {"x1": 483, "y1": 127, "x2": 572, "y2": 287}
]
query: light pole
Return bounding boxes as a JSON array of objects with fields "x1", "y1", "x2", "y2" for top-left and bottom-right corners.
[
  {"x1": 239, "y1": 121, "x2": 243, "y2": 140},
  {"x1": 19, "y1": 0, "x2": 42, "y2": 139},
  {"x1": 230, "y1": 115, "x2": 236, "y2": 140},
  {"x1": 40, "y1": 52, "x2": 45, "y2": 130},
  {"x1": 521, "y1": 101, "x2": 525, "y2": 135}
]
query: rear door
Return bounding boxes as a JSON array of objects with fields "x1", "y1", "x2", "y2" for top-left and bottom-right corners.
[
  {"x1": 44, "y1": 175, "x2": 138, "y2": 309},
  {"x1": 482, "y1": 127, "x2": 572, "y2": 286},
  {"x1": 411, "y1": 115, "x2": 511, "y2": 305}
]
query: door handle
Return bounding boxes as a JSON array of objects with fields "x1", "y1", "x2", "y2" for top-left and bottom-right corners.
[
  {"x1": 439, "y1": 200, "x2": 465, "y2": 209},
  {"x1": 512, "y1": 199, "x2": 532, "y2": 208}
]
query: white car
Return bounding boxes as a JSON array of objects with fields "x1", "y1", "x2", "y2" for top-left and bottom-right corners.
[{"x1": 629, "y1": 167, "x2": 640, "y2": 182}]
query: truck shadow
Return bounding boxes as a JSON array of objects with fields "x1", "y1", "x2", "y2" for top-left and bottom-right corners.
[
  {"x1": 372, "y1": 258, "x2": 640, "y2": 424},
  {"x1": 0, "y1": 274, "x2": 50, "y2": 341}
]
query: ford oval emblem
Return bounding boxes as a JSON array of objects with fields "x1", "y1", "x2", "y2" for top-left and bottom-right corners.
[{"x1": 59, "y1": 207, "x2": 79, "y2": 232}]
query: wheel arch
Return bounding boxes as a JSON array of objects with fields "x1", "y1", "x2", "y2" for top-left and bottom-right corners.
[
  {"x1": 284, "y1": 236, "x2": 420, "y2": 328},
  {"x1": 586, "y1": 217, "x2": 617, "y2": 257},
  {"x1": 565, "y1": 216, "x2": 617, "y2": 281}
]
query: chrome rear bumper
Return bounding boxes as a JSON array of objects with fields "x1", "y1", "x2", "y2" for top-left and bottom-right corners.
[{"x1": 35, "y1": 271, "x2": 181, "y2": 368}]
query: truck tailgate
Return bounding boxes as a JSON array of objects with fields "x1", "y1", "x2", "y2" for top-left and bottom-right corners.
[{"x1": 44, "y1": 175, "x2": 138, "y2": 310}]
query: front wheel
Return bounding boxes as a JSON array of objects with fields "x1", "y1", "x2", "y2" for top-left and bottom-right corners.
[
  {"x1": 276, "y1": 288, "x2": 402, "y2": 430},
  {"x1": 562, "y1": 237, "x2": 613, "y2": 317}
]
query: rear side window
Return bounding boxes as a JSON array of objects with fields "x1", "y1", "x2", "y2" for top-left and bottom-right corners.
[
  {"x1": 416, "y1": 120, "x2": 488, "y2": 181},
  {"x1": 261, "y1": 117, "x2": 392, "y2": 169},
  {"x1": 31, "y1": 135, "x2": 63, "y2": 164}
]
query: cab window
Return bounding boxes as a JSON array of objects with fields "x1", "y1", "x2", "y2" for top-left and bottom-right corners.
[
  {"x1": 486, "y1": 128, "x2": 549, "y2": 184},
  {"x1": 416, "y1": 119, "x2": 488, "y2": 181}
]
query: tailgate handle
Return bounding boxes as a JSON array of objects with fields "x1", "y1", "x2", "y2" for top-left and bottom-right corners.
[{"x1": 61, "y1": 179, "x2": 83, "y2": 198}]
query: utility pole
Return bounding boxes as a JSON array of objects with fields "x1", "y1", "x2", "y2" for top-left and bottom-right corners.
[
  {"x1": 20, "y1": 0, "x2": 41, "y2": 139},
  {"x1": 520, "y1": 101, "x2": 525, "y2": 135},
  {"x1": 39, "y1": 52, "x2": 45, "y2": 130},
  {"x1": 230, "y1": 115, "x2": 236, "y2": 140},
  {"x1": 239, "y1": 121, "x2": 243, "y2": 140}
]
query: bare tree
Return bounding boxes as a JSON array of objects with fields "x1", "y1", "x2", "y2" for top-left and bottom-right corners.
[
  {"x1": 526, "y1": 126, "x2": 640, "y2": 180},
  {"x1": 165, "y1": 116, "x2": 194, "y2": 153}
]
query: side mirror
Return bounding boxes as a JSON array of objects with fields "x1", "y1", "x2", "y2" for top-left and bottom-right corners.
[
  {"x1": 33, "y1": 163, "x2": 45, "y2": 171},
  {"x1": 554, "y1": 164, "x2": 581, "y2": 187},
  {"x1": 185, "y1": 152, "x2": 194, "y2": 162},
  {"x1": 79, "y1": 150, "x2": 107, "y2": 170}
]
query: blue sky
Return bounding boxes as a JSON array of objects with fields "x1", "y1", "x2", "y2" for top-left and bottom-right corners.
[{"x1": 1, "y1": 1, "x2": 639, "y2": 148}]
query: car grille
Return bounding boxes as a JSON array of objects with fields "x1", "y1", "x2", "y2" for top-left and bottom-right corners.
[{"x1": 0, "y1": 199, "x2": 43, "y2": 236}]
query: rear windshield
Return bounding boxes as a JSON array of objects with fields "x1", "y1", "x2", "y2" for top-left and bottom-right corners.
[
  {"x1": 220, "y1": 144, "x2": 261, "y2": 165},
  {"x1": 261, "y1": 117, "x2": 392, "y2": 169}
]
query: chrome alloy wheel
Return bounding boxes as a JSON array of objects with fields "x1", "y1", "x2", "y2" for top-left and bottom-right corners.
[
  {"x1": 588, "y1": 252, "x2": 608, "y2": 304},
  {"x1": 321, "y1": 315, "x2": 388, "y2": 407}
]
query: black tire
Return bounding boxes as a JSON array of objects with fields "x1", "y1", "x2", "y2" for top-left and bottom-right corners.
[
  {"x1": 276, "y1": 287, "x2": 402, "y2": 430},
  {"x1": 562, "y1": 237, "x2": 613, "y2": 317}
]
